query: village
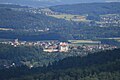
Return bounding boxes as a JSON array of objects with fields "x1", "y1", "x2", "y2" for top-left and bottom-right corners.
[
  {"x1": 98, "y1": 14, "x2": 120, "y2": 27},
  {"x1": 0, "y1": 39, "x2": 117, "y2": 53}
]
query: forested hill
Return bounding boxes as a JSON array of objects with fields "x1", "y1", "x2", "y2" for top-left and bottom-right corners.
[
  {"x1": 0, "y1": 7, "x2": 74, "y2": 29},
  {"x1": 50, "y1": 2, "x2": 120, "y2": 15},
  {"x1": 50, "y1": 48, "x2": 120, "y2": 69},
  {"x1": 0, "y1": 4, "x2": 120, "y2": 40},
  {"x1": 0, "y1": 48, "x2": 120, "y2": 80},
  {"x1": 0, "y1": 5, "x2": 75, "y2": 40}
]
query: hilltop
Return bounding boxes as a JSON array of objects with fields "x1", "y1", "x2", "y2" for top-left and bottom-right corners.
[{"x1": 50, "y1": 2, "x2": 120, "y2": 15}]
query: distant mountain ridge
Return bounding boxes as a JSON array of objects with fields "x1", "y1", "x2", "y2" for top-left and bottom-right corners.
[
  {"x1": 0, "y1": 0, "x2": 116, "y2": 7},
  {"x1": 50, "y1": 2, "x2": 120, "y2": 15},
  {"x1": 0, "y1": 4, "x2": 29, "y2": 8}
]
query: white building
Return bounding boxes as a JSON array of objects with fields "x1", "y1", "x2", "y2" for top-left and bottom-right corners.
[{"x1": 59, "y1": 42, "x2": 69, "y2": 52}]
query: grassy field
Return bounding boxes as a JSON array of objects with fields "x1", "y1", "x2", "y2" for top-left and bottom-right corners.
[
  {"x1": 0, "y1": 28, "x2": 13, "y2": 31},
  {"x1": 68, "y1": 40, "x2": 101, "y2": 46},
  {"x1": 118, "y1": 40, "x2": 120, "y2": 42},
  {"x1": 48, "y1": 14, "x2": 86, "y2": 22},
  {"x1": 99, "y1": 38, "x2": 120, "y2": 43},
  {"x1": 69, "y1": 40, "x2": 101, "y2": 43}
]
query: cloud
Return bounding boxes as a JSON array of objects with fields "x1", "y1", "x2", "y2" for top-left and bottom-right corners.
[
  {"x1": 105, "y1": 0, "x2": 120, "y2": 2},
  {"x1": 31, "y1": 0, "x2": 61, "y2": 2}
]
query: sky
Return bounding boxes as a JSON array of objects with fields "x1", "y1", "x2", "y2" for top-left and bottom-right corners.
[{"x1": 0, "y1": 0, "x2": 120, "y2": 7}]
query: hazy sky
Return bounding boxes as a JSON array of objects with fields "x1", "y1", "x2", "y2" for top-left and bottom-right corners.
[{"x1": 0, "y1": 0, "x2": 120, "y2": 7}]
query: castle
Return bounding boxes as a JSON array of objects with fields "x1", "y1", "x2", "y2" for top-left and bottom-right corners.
[{"x1": 59, "y1": 42, "x2": 69, "y2": 52}]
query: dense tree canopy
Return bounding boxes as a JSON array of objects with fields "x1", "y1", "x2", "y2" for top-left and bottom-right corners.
[
  {"x1": 50, "y1": 2, "x2": 120, "y2": 15},
  {"x1": 0, "y1": 48, "x2": 120, "y2": 80},
  {"x1": 0, "y1": 4, "x2": 120, "y2": 40}
]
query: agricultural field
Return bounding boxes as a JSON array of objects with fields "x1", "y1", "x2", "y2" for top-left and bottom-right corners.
[
  {"x1": 68, "y1": 40, "x2": 101, "y2": 46},
  {"x1": 118, "y1": 40, "x2": 120, "y2": 42},
  {"x1": 0, "y1": 28, "x2": 13, "y2": 31},
  {"x1": 99, "y1": 38, "x2": 120, "y2": 42},
  {"x1": 109, "y1": 38, "x2": 120, "y2": 43},
  {"x1": 48, "y1": 14, "x2": 86, "y2": 22},
  {"x1": 96, "y1": 38, "x2": 120, "y2": 47},
  {"x1": 68, "y1": 40, "x2": 101, "y2": 43}
]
